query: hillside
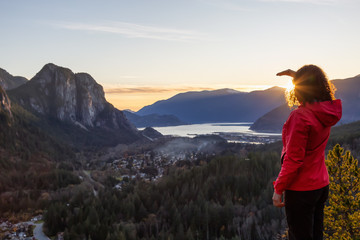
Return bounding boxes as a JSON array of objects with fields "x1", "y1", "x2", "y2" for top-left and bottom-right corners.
[
  {"x1": 327, "y1": 120, "x2": 360, "y2": 157},
  {"x1": 0, "y1": 85, "x2": 79, "y2": 217},
  {"x1": 137, "y1": 87, "x2": 286, "y2": 123},
  {"x1": 250, "y1": 104, "x2": 292, "y2": 133}
]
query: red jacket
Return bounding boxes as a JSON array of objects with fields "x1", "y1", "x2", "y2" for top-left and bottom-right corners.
[{"x1": 274, "y1": 99, "x2": 342, "y2": 194}]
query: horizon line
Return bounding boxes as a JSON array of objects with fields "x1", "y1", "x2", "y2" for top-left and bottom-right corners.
[{"x1": 104, "y1": 85, "x2": 286, "y2": 95}]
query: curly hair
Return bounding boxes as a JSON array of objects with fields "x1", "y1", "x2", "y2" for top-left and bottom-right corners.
[{"x1": 286, "y1": 65, "x2": 336, "y2": 107}]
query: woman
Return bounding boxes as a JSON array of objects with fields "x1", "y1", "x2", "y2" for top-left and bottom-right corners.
[{"x1": 272, "y1": 65, "x2": 342, "y2": 240}]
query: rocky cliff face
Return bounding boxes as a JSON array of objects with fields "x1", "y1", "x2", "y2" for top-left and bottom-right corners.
[
  {"x1": 9, "y1": 63, "x2": 140, "y2": 144},
  {"x1": 0, "y1": 68, "x2": 28, "y2": 90},
  {"x1": 0, "y1": 85, "x2": 12, "y2": 124}
]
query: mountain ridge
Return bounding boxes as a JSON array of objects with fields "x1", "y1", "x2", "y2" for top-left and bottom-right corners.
[
  {"x1": 137, "y1": 86, "x2": 286, "y2": 123},
  {"x1": 0, "y1": 67, "x2": 28, "y2": 90}
]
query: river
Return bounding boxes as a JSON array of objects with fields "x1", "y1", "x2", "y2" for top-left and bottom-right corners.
[{"x1": 140, "y1": 122, "x2": 281, "y2": 144}]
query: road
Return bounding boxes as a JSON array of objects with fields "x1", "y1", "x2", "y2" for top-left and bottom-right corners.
[
  {"x1": 24, "y1": 221, "x2": 50, "y2": 240},
  {"x1": 33, "y1": 222, "x2": 50, "y2": 240}
]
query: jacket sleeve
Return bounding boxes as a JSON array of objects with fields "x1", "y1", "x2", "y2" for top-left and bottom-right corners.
[{"x1": 274, "y1": 111, "x2": 310, "y2": 194}]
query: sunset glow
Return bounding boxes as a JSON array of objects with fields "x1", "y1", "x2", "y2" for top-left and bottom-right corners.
[
  {"x1": 1, "y1": 0, "x2": 359, "y2": 110},
  {"x1": 104, "y1": 87, "x2": 200, "y2": 111},
  {"x1": 284, "y1": 79, "x2": 295, "y2": 93},
  {"x1": 105, "y1": 84, "x2": 283, "y2": 111}
]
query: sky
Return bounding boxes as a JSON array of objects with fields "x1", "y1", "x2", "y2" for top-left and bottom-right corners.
[{"x1": 1, "y1": 0, "x2": 359, "y2": 111}]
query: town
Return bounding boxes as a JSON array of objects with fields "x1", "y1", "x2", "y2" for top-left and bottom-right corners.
[
  {"x1": 100, "y1": 133, "x2": 280, "y2": 190},
  {"x1": 0, "y1": 215, "x2": 44, "y2": 240}
]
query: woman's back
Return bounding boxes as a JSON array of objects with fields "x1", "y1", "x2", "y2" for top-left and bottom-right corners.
[{"x1": 277, "y1": 99, "x2": 342, "y2": 193}]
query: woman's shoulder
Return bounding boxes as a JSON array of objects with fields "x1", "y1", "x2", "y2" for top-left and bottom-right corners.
[{"x1": 286, "y1": 106, "x2": 312, "y2": 124}]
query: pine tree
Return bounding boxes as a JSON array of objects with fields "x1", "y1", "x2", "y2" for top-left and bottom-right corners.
[{"x1": 324, "y1": 144, "x2": 360, "y2": 239}]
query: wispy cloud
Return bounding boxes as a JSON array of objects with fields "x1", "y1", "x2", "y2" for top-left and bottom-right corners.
[
  {"x1": 198, "y1": 0, "x2": 251, "y2": 11},
  {"x1": 52, "y1": 21, "x2": 205, "y2": 42},
  {"x1": 117, "y1": 76, "x2": 141, "y2": 79},
  {"x1": 259, "y1": 0, "x2": 340, "y2": 5},
  {"x1": 105, "y1": 86, "x2": 215, "y2": 94}
]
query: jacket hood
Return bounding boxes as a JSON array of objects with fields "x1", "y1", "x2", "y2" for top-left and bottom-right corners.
[{"x1": 302, "y1": 99, "x2": 342, "y2": 127}]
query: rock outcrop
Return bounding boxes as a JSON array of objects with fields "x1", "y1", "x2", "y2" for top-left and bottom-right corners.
[
  {"x1": 0, "y1": 85, "x2": 12, "y2": 115},
  {"x1": 0, "y1": 85, "x2": 13, "y2": 125},
  {"x1": 8, "y1": 63, "x2": 140, "y2": 145}
]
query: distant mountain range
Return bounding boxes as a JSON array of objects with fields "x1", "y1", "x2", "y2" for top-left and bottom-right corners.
[
  {"x1": 250, "y1": 75, "x2": 360, "y2": 132},
  {"x1": 137, "y1": 87, "x2": 286, "y2": 123},
  {"x1": 2, "y1": 63, "x2": 359, "y2": 136},
  {"x1": 135, "y1": 74, "x2": 360, "y2": 132},
  {"x1": 123, "y1": 110, "x2": 187, "y2": 128}
]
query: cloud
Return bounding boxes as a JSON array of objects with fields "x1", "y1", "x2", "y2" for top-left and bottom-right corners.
[
  {"x1": 104, "y1": 86, "x2": 215, "y2": 94},
  {"x1": 259, "y1": 0, "x2": 340, "y2": 5},
  {"x1": 117, "y1": 76, "x2": 141, "y2": 79},
  {"x1": 53, "y1": 21, "x2": 205, "y2": 42},
  {"x1": 198, "y1": 0, "x2": 251, "y2": 11}
]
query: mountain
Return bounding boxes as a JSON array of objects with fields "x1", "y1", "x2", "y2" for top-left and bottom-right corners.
[
  {"x1": 124, "y1": 110, "x2": 187, "y2": 128},
  {"x1": 331, "y1": 75, "x2": 360, "y2": 123},
  {"x1": 250, "y1": 75, "x2": 360, "y2": 132},
  {"x1": 7, "y1": 63, "x2": 141, "y2": 146},
  {"x1": 0, "y1": 67, "x2": 28, "y2": 90},
  {"x1": 140, "y1": 127, "x2": 163, "y2": 140},
  {"x1": 137, "y1": 87, "x2": 286, "y2": 123},
  {"x1": 0, "y1": 63, "x2": 145, "y2": 218}
]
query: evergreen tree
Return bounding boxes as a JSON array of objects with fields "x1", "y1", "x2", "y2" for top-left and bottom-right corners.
[{"x1": 324, "y1": 144, "x2": 360, "y2": 239}]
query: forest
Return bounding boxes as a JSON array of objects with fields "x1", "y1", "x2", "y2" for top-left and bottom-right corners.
[
  {"x1": 44, "y1": 151, "x2": 285, "y2": 240},
  {"x1": 40, "y1": 122, "x2": 360, "y2": 240}
]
